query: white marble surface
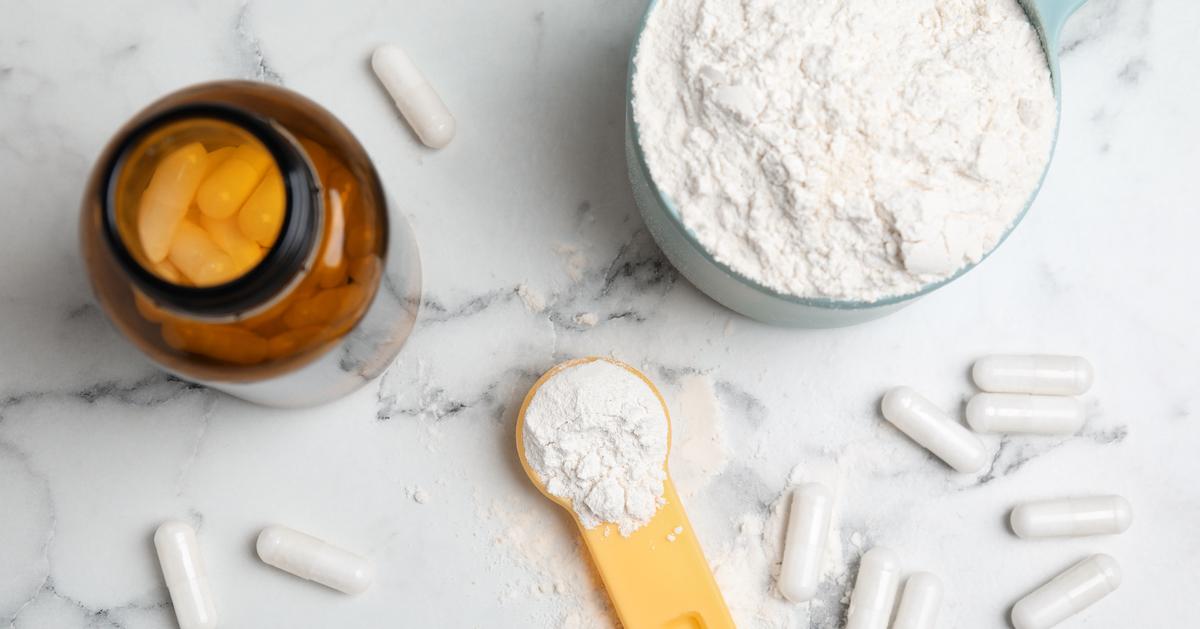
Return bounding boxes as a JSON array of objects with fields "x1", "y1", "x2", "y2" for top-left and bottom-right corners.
[{"x1": 2, "y1": 1, "x2": 1199, "y2": 627}]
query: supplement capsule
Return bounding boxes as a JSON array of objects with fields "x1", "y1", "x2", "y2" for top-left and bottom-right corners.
[
  {"x1": 167, "y1": 220, "x2": 239, "y2": 286},
  {"x1": 371, "y1": 44, "x2": 456, "y2": 149},
  {"x1": 845, "y1": 547, "x2": 902, "y2": 629},
  {"x1": 893, "y1": 572, "x2": 943, "y2": 629},
  {"x1": 200, "y1": 212, "x2": 264, "y2": 274},
  {"x1": 162, "y1": 321, "x2": 269, "y2": 365},
  {"x1": 196, "y1": 143, "x2": 274, "y2": 218},
  {"x1": 154, "y1": 520, "x2": 217, "y2": 629},
  {"x1": 881, "y1": 387, "x2": 990, "y2": 474},
  {"x1": 778, "y1": 482, "x2": 834, "y2": 602},
  {"x1": 1011, "y1": 554, "x2": 1120, "y2": 629},
  {"x1": 237, "y1": 167, "x2": 286, "y2": 246},
  {"x1": 1010, "y1": 495, "x2": 1132, "y2": 538},
  {"x1": 966, "y1": 393, "x2": 1085, "y2": 435},
  {"x1": 972, "y1": 355, "x2": 1093, "y2": 395},
  {"x1": 256, "y1": 525, "x2": 374, "y2": 594},
  {"x1": 137, "y1": 143, "x2": 209, "y2": 263}
]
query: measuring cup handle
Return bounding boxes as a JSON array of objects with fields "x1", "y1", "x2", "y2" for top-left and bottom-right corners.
[{"x1": 1028, "y1": 0, "x2": 1088, "y2": 42}]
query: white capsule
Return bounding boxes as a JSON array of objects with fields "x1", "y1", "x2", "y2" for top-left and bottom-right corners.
[
  {"x1": 371, "y1": 44, "x2": 456, "y2": 149},
  {"x1": 845, "y1": 547, "x2": 902, "y2": 629},
  {"x1": 966, "y1": 393, "x2": 1086, "y2": 435},
  {"x1": 256, "y1": 525, "x2": 374, "y2": 594},
  {"x1": 1010, "y1": 495, "x2": 1133, "y2": 538},
  {"x1": 881, "y1": 387, "x2": 990, "y2": 474},
  {"x1": 778, "y1": 482, "x2": 834, "y2": 602},
  {"x1": 153, "y1": 520, "x2": 217, "y2": 629},
  {"x1": 1011, "y1": 554, "x2": 1121, "y2": 629},
  {"x1": 893, "y1": 572, "x2": 943, "y2": 629},
  {"x1": 972, "y1": 355, "x2": 1093, "y2": 395}
]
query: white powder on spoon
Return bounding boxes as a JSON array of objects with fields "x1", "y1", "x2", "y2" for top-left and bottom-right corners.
[
  {"x1": 633, "y1": 0, "x2": 1057, "y2": 301},
  {"x1": 522, "y1": 359, "x2": 669, "y2": 536}
]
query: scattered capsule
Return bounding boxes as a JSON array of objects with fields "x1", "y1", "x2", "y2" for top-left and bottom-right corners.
[
  {"x1": 137, "y1": 143, "x2": 209, "y2": 263},
  {"x1": 196, "y1": 143, "x2": 274, "y2": 218},
  {"x1": 200, "y1": 212, "x2": 264, "y2": 274},
  {"x1": 881, "y1": 387, "x2": 989, "y2": 474},
  {"x1": 966, "y1": 393, "x2": 1086, "y2": 435},
  {"x1": 162, "y1": 321, "x2": 268, "y2": 365},
  {"x1": 973, "y1": 355, "x2": 1093, "y2": 396},
  {"x1": 1011, "y1": 554, "x2": 1120, "y2": 629},
  {"x1": 256, "y1": 525, "x2": 374, "y2": 594},
  {"x1": 371, "y1": 44, "x2": 456, "y2": 149},
  {"x1": 778, "y1": 483, "x2": 834, "y2": 602},
  {"x1": 893, "y1": 572, "x2": 943, "y2": 629},
  {"x1": 154, "y1": 520, "x2": 217, "y2": 629},
  {"x1": 1010, "y1": 495, "x2": 1132, "y2": 538},
  {"x1": 167, "y1": 220, "x2": 240, "y2": 286},
  {"x1": 237, "y1": 166, "x2": 286, "y2": 246},
  {"x1": 845, "y1": 547, "x2": 902, "y2": 629}
]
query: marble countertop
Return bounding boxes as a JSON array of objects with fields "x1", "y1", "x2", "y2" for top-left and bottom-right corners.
[{"x1": 2, "y1": 1, "x2": 1198, "y2": 627}]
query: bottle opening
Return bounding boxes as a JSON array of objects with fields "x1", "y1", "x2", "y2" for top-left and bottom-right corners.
[
  {"x1": 102, "y1": 104, "x2": 320, "y2": 317},
  {"x1": 112, "y1": 118, "x2": 284, "y2": 286}
]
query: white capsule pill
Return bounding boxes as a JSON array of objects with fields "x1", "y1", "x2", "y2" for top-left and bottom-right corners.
[
  {"x1": 256, "y1": 525, "x2": 374, "y2": 594},
  {"x1": 778, "y1": 482, "x2": 834, "y2": 602},
  {"x1": 845, "y1": 547, "x2": 902, "y2": 629},
  {"x1": 893, "y1": 572, "x2": 943, "y2": 629},
  {"x1": 1010, "y1": 495, "x2": 1132, "y2": 538},
  {"x1": 881, "y1": 387, "x2": 990, "y2": 474},
  {"x1": 972, "y1": 355, "x2": 1093, "y2": 396},
  {"x1": 153, "y1": 520, "x2": 217, "y2": 629},
  {"x1": 966, "y1": 393, "x2": 1086, "y2": 435},
  {"x1": 371, "y1": 44, "x2": 456, "y2": 149},
  {"x1": 1011, "y1": 554, "x2": 1120, "y2": 629}
]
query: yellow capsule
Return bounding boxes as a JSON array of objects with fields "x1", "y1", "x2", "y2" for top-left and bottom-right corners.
[
  {"x1": 150, "y1": 258, "x2": 188, "y2": 285},
  {"x1": 168, "y1": 220, "x2": 240, "y2": 286},
  {"x1": 161, "y1": 321, "x2": 268, "y2": 365},
  {"x1": 137, "y1": 143, "x2": 208, "y2": 263},
  {"x1": 196, "y1": 144, "x2": 274, "y2": 219},
  {"x1": 238, "y1": 167, "x2": 285, "y2": 246},
  {"x1": 348, "y1": 256, "x2": 381, "y2": 286},
  {"x1": 267, "y1": 326, "x2": 326, "y2": 359},
  {"x1": 200, "y1": 212, "x2": 263, "y2": 275},
  {"x1": 133, "y1": 291, "x2": 169, "y2": 323},
  {"x1": 297, "y1": 137, "x2": 333, "y2": 179},
  {"x1": 202, "y1": 146, "x2": 235, "y2": 174},
  {"x1": 282, "y1": 285, "x2": 366, "y2": 329},
  {"x1": 316, "y1": 187, "x2": 348, "y2": 288}
]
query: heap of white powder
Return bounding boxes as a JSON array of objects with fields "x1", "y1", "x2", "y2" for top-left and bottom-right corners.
[
  {"x1": 633, "y1": 0, "x2": 1057, "y2": 301},
  {"x1": 522, "y1": 359, "x2": 669, "y2": 536}
]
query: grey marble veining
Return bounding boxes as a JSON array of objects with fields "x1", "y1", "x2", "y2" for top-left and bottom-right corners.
[{"x1": 1, "y1": 0, "x2": 1199, "y2": 627}]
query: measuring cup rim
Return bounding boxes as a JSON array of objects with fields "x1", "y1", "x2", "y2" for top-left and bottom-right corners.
[{"x1": 626, "y1": 0, "x2": 1065, "y2": 311}]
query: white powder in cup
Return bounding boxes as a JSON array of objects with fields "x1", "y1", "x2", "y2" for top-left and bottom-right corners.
[{"x1": 633, "y1": 0, "x2": 1058, "y2": 301}]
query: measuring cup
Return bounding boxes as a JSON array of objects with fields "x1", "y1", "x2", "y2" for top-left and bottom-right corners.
[
  {"x1": 516, "y1": 357, "x2": 735, "y2": 629},
  {"x1": 624, "y1": 0, "x2": 1089, "y2": 327}
]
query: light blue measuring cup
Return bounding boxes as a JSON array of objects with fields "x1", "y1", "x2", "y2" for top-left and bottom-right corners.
[{"x1": 624, "y1": 0, "x2": 1088, "y2": 328}]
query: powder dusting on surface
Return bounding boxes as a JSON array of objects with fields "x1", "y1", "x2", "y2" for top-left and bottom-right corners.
[
  {"x1": 522, "y1": 359, "x2": 669, "y2": 536},
  {"x1": 670, "y1": 374, "x2": 731, "y2": 498},
  {"x1": 633, "y1": 0, "x2": 1057, "y2": 301}
]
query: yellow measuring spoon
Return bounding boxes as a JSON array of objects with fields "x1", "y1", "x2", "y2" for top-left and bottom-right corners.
[{"x1": 516, "y1": 356, "x2": 735, "y2": 629}]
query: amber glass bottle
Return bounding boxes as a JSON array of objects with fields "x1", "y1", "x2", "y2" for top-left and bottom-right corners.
[{"x1": 80, "y1": 81, "x2": 421, "y2": 407}]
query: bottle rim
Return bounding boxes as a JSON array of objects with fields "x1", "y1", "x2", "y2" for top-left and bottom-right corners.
[{"x1": 100, "y1": 102, "x2": 321, "y2": 318}]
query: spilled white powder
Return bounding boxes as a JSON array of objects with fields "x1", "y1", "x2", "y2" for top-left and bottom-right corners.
[
  {"x1": 633, "y1": 0, "x2": 1057, "y2": 301},
  {"x1": 522, "y1": 360, "x2": 669, "y2": 536}
]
